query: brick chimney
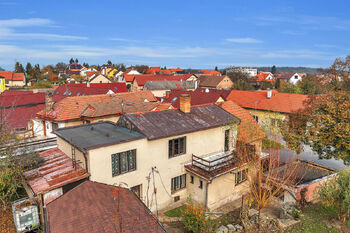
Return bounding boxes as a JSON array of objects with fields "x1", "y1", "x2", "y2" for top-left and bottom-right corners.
[
  {"x1": 45, "y1": 91, "x2": 54, "y2": 115},
  {"x1": 180, "y1": 94, "x2": 191, "y2": 113}
]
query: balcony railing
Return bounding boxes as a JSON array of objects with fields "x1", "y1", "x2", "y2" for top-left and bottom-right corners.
[{"x1": 191, "y1": 150, "x2": 238, "y2": 174}]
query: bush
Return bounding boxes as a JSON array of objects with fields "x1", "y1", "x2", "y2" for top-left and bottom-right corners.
[
  {"x1": 30, "y1": 81, "x2": 53, "y2": 89},
  {"x1": 181, "y1": 203, "x2": 216, "y2": 233},
  {"x1": 262, "y1": 138, "x2": 284, "y2": 150}
]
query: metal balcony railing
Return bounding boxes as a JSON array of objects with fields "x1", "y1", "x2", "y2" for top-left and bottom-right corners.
[{"x1": 191, "y1": 150, "x2": 238, "y2": 173}]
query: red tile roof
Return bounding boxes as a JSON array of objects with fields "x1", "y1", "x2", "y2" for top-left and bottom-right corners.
[
  {"x1": 123, "y1": 74, "x2": 153, "y2": 82},
  {"x1": 200, "y1": 70, "x2": 221, "y2": 75},
  {"x1": 169, "y1": 68, "x2": 182, "y2": 72},
  {"x1": 23, "y1": 148, "x2": 89, "y2": 199},
  {"x1": 227, "y1": 90, "x2": 310, "y2": 113},
  {"x1": 0, "y1": 72, "x2": 25, "y2": 81},
  {"x1": 159, "y1": 70, "x2": 173, "y2": 75},
  {"x1": 86, "y1": 71, "x2": 99, "y2": 77},
  {"x1": 146, "y1": 66, "x2": 161, "y2": 73},
  {"x1": 2, "y1": 104, "x2": 45, "y2": 130},
  {"x1": 163, "y1": 89, "x2": 224, "y2": 108},
  {"x1": 0, "y1": 92, "x2": 45, "y2": 107},
  {"x1": 1, "y1": 90, "x2": 34, "y2": 96},
  {"x1": 253, "y1": 72, "x2": 275, "y2": 82},
  {"x1": 218, "y1": 101, "x2": 266, "y2": 143},
  {"x1": 134, "y1": 74, "x2": 194, "y2": 86},
  {"x1": 38, "y1": 91, "x2": 157, "y2": 122},
  {"x1": 53, "y1": 83, "x2": 128, "y2": 102},
  {"x1": 46, "y1": 181, "x2": 166, "y2": 233}
]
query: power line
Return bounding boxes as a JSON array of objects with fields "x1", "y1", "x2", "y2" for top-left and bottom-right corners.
[{"x1": 154, "y1": 167, "x2": 172, "y2": 198}]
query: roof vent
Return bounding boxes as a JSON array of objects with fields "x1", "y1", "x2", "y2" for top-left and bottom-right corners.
[
  {"x1": 267, "y1": 88, "x2": 272, "y2": 99},
  {"x1": 205, "y1": 88, "x2": 209, "y2": 93}
]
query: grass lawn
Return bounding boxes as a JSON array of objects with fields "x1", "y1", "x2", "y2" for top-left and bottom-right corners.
[
  {"x1": 286, "y1": 204, "x2": 349, "y2": 233},
  {"x1": 164, "y1": 205, "x2": 186, "y2": 217}
]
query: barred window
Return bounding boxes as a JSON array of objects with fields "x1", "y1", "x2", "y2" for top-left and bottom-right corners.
[
  {"x1": 112, "y1": 149, "x2": 136, "y2": 176},
  {"x1": 235, "y1": 168, "x2": 248, "y2": 185}
]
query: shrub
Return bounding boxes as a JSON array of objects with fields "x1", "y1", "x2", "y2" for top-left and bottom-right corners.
[{"x1": 181, "y1": 203, "x2": 216, "y2": 233}]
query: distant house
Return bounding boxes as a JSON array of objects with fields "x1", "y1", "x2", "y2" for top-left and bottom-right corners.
[
  {"x1": 0, "y1": 90, "x2": 45, "y2": 136},
  {"x1": 64, "y1": 64, "x2": 82, "y2": 76},
  {"x1": 198, "y1": 70, "x2": 222, "y2": 76},
  {"x1": 0, "y1": 72, "x2": 26, "y2": 87},
  {"x1": 0, "y1": 76, "x2": 6, "y2": 93},
  {"x1": 131, "y1": 74, "x2": 198, "y2": 91},
  {"x1": 46, "y1": 181, "x2": 167, "y2": 233},
  {"x1": 228, "y1": 67, "x2": 258, "y2": 77},
  {"x1": 252, "y1": 72, "x2": 275, "y2": 83},
  {"x1": 88, "y1": 74, "x2": 111, "y2": 83},
  {"x1": 34, "y1": 91, "x2": 157, "y2": 137},
  {"x1": 277, "y1": 72, "x2": 306, "y2": 85},
  {"x1": 143, "y1": 80, "x2": 197, "y2": 97},
  {"x1": 226, "y1": 89, "x2": 309, "y2": 131},
  {"x1": 198, "y1": 75, "x2": 234, "y2": 90},
  {"x1": 146, "y1": 66, "x2": 162, "y2": 74},
  {"x1": 80, "y1": 66, "x2": 97, "y2": 77}
]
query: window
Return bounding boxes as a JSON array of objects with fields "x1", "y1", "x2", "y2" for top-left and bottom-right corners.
[
  {"x1": 171, "y1": 174, "x2": 186, "y2": 193},
  {"x1": 224, "y1": 129, "x2": 230, "y2": 151},
  {"x1": 235, "y1": 168, "x2": 248, "y2": 185},
  {"x1": 52, "y1": 122, "x2": 58, "y2": 130},
  {"x1": 112, "y1": 149, "x2": 136, "y2": 176},
  {"x1": 253, "y1": 115, "x2": 259, "y2": 122},
  {"x1": 168, "y1": 137, "x2": 186, "y2": 158},
  {"x1": 190, "y1": 175, "x2": 194, "y2": 184},
  {"x1": 294, "y1": 75, "x2": 298, "y2": 79},
  {"x1": 199, "y1": 180, "x2": 203, "y2": 189}
]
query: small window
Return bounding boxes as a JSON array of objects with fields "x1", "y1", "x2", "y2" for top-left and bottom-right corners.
[
  {"x1": 235, "y1": 168, "x2": 248, "y2": 185},
  {"x1": 171, "y1": 174, "x2": 186, "y2": 193},
  {"x1": 52, "y1": 122, "x2": 58, "y2": 130},
  {"x1": 224, "y1": 129, "x2": 230, "y2": 151},
  {"x1": 199, "y1": 180, "x2": 203, "y2": 189},
  {"x1": 169, "y1": 137, "x2": 186, "y2": 158},
  {"x1": 190, "y1": 175, "x2": 194, "y2": 184},
  {"x1": 112, "y1": 149, "x2": 136, "y2": 177},
  {"x1": 174, "y1": 196, "x2": 180, "y2": 202}
]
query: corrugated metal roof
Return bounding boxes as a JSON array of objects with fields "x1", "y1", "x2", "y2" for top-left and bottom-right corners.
[{"x1": 120, "y1": 104, "x2": 240, "y2": 140}]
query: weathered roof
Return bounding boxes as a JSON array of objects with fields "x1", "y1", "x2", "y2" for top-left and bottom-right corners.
[
  {"x1": 199, "y1": 70, "x2": 221, "y2": 75},
  {"x1": 198, "y1": 75, "x2": 226, "y2": 88},
  {"x1": 23, "y1": 148, "x2": 89, "y2": 198},
  {"x1": 163, "y1": 89, "x2": 224, "y2": 108},
  {"x1": 46, "y1": 181, "x2": 166, "y2": 233},
  {"x1": 143, "y1": 80, "x2": 196, "y2": 90},
  {"x1": 134, "y1": 74, "x2": 195, "y2": 86},
  {"x1": 0, "y1": 91, "x2": 45, "y2": 107},
  {"x1": 227, "y1": 90, "x2": 310, "y2": 113},
  {"x1": 120, "y1": 104, "x2": 239, "y2": 140},
  {"x1": 37, "y1": 91, "x2": 157, "y2": 122},
  {"x1": 218, "y1": 101, "x2": 266, "y2": 143},
  {"x1": 55, "y1": 121, "x2": 145, "y2": 150},
  {"x1": 2, "y1": 104, "x2": 45, "y2": 130},
  {"x1": 80, "y1": 100, "x2": 158, "y2": 118}
]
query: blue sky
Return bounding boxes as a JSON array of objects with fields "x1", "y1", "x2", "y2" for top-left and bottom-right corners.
[{"x1": 0, "y1": 0, "x2": 349, "y2": 70}]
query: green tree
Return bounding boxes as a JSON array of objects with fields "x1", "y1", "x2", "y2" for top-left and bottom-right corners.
[
  {"x1": 82, "y1": 62, "x2": 89, "y2": 68},
  {"x1": 55, "y1": 62, "x2": 67, "y2": 73},
  {"x1": 215, "y1": 66, "x2": 218, "y2": 71},
  {"x1": 297, "y1": 75, "x2": 323, "y2": 94},
  {"x1": 275, "y1": 78, "x2": 281, "y2": 89},
  {"x1": 0, "y1": 67, "x2": 4, "y2": 71},
  {"x1": 69, "y1": 58, "x2": 74, "y2": 64},
  {"x1": 14, "y1": 62, "x2": 24, "y2": 73},
  {"x1": 282, "y1": 91, "x2": 350, "y2": 164},
  {"x1": 107, "y1": 60, "x2": 112, "y2": 66},
  {"x1": 227, "y1": 71, "x2": 255, "y2": 90},
  {"x1": 317, "y1": 169, "x2": 350, "y2": 222},
  {"x1": 75, "y1": 58, "x2": 79, "y2": 64},
  {"x1": 271, "y1": 65, "x2": 277, "y2": 74},
  {"x1": 25, "y1": 62, "x2": 33, "y2": 75}
]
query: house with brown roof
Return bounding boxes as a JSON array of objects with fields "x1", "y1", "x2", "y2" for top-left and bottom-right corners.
[
  {"x1": 46, "y1": 181, "x2": 167, "y2": 233},
  {"x1": 52, "y1": 95, "x2": 264, "y2": 211},
  {"x1": 277, "y1": 72, "x2": 306, "y2": 85},
  {"x1": 33, "y1": 91, "x2": 157, "y2": 137},
  {"x1": 143, "y1": 80, "x2": 197, "y2": 97},
  {"x1": 0, "y1": 72, "x2": 26, "y2": 87},
  {"x1": 226, "y1": 89, "x2": 310, "y2": 132},
  {"x1": 198, "y1": 75, "x2": 233, "y2": 90}
]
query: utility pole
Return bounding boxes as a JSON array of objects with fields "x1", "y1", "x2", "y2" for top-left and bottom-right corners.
[{"x1": 152, "y1": 167, "x2": 159, "y2": 217}]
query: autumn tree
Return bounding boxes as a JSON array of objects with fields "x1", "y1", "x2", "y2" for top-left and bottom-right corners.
[
  {"x1": 69, "y1": 58, "x2": 74, "y2": 64},
  {"x1": 135, "y1": 65, "x2": 149, "y2": 74},
  {"x1": 271, "y1": 65, "x2": 277, "y2": 74},
  {"x1": 227, "y1": 71, "x2": 255, "y2": 90},
  {"x1": 55, "y1": 62, "x2": 67, "y2": 73},
  {"x1": 297, "y1": 74, "x2": 324, "y2": 94}
]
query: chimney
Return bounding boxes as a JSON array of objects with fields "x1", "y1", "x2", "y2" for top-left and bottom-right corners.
[
  {"x1": 205, "y1": 88, "x2": 209, "y2": 93},
  {"x1": 267, "y1": 88, "x2": 272, "y2": 99},
  {"x1": 180, "y1": 94, "x2": 191, "y2": 113},
  {"x1": 45, "y1": 91, "x2": 53, "y2": 115},
  {"x1": 87, "y1": 82, "x2": 90, "y2": 88}
]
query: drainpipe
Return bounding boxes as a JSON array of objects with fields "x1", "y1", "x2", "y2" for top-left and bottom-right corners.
[
  {"x1": 204, "y1": 181, "x2": 210, "y2": 209},
  {"x1": 83, "y1": 150, "x2": 89, "y2": 173}
]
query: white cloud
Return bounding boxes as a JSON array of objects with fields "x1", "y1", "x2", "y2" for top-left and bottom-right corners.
[
  {"x1": 225, "y1": 37, "x2": 262, "y2": 43},
  {"x1": 0, "y1": 18, "x2": 87, "y2": 41}
]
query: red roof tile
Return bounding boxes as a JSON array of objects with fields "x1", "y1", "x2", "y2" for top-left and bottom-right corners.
[
  {"x1": 46, "y1": 181, "x2": 166, "y2": 233},
  {"x1": 218, "y1": 101, "x2": 266, "y2": 143},
  {"x1": 0, "y1": 72, "x2": 25, "y2": 81},
  {"x1": 146, "y1": 66, "x2": 161, "y2": 73},
  {"x1": 253, "y1": 72, "x2": 275, "y2": 82},
  {"x1": 123, "y1": 74, "x2": 153, "y2": 82},
  {"x1": 134, "y1": 74, "x2": 194, "y2": 86},
  {"x1": 227, "y1": 90, "x2": 310, "y2": 113},
  {"x1": 200, "y1": 70, "x2": 221, "y2": 75},
  {"x1": 2, "y1": 104, "x2": 45, "y2": 130},
  {"x1": 23, "y1": 148, "x2": 89, "y2": 198},
  {"x1": 0, "y1": 92, "x2": 45, "y2": 107}
]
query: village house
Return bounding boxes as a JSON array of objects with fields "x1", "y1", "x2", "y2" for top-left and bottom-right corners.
[
  {"x1": 131, "y1": 74, "x2": 198, "y2": 92},
  {"x1": 52, "y1": 95, "x2": 264, "y2": 211},
  {"x1": 251, "y1": 72, "x2": 275, "y2": 84},
  {"x1": 197, "y1": 70, "x2": 222, "y2": 76},
  {"x1": 277, "y1": 72, "x2": 306, "y2": 85},
  {"x1": 0, "y1": 72, "x2": 26, "y2": 87},
  {"x1": 64, "y1": 64, "x2": 82, "y2": 76},
  {"x1": 198, "y1": 75, "x2": 234, "y2": 90},
  {"x1": 88, "y1": 73, "x2": 112, "y2": 83},
  {"x1": 226, "y1": 89, "x2": 309, "y2": 132},
  {"x1": 33, "y1": 91, "x2": 157, "y2": 137},
  {"x1": 143, "y1": 80, "x2": 197, "y2": 97},
  {"x1": 46, "y1": 181, "x2": 167, "y2": 233},
  {"x1": 0, "y1": 90, "x2": 45, "y2": 137},
  {"x1": 228, "y1": 67, "x2": 258, "y2": 77},
  {"x1": 80, "y1": 66, "x2": 97, "y2": 77}
]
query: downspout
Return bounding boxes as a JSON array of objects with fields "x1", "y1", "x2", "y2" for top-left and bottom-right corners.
[
  {"x1": 83, "y1": 150, "x2": 89, "y2": 173},
  {"x1": 204, "y1": 181, "x2": 210, "y2": 209}
]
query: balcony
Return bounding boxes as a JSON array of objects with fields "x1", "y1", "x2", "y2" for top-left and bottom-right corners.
[{"x1": 185, "y1": 150, "x2": 239, "y2": 180}]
